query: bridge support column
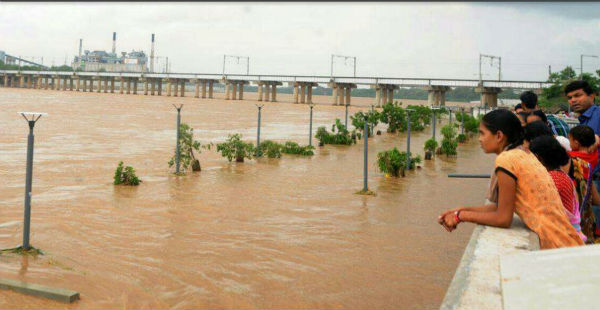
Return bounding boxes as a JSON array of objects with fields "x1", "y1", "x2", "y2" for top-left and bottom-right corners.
[
  {"x1": 18, "y1": 75, "x2": 23, "y2": 88},
  {"x1": 150, "y1": 79, "x2": 155, "y2": 95},
  {"x1": 224, "y1": 82, "x2": 230, "y2": 100},
  {"x1": 102, "y1": 78, "x2": 106, "y2": 93},
  {"x1": 110, "y1": 78, "x2": 115, "y2": 93},
  {"x1": 157, "y1": 79, "x2": 162, "y2": 96},
  {"x1": 264, "y1": 84, "x2": 270, "y2": 102},
  {"x1": 257, "y1": 84, "x2": 263, "y2": 101},
  {"x1": 270, "y1": 84, "x2": 276, "y2": 102},
  {"x1": 3, "y1": 75, "x2": 7, "y2": 87},
  {"x1": 239, "y1": 82, "x2": 244, "y2": 100},
  {"x1": 180, "y1": 80, "x2": 185, "y2": 97},
  {"x1": 55, "y1": 76, "x2": 60, "y2": 90},
  {"x1": 475, "y1": 86, "x2": 502, "y2": 108},
  {"x1": 173, "y1": 80, "x2": 179, "y2": 97},
  {"x1": 119, "y1": 78, "x2": 124, "y2": 94},
  {"x1": 232, "y1": 82, "x2": 237, "y2": 100},
  {"x1": 97, "y1": 78, "x2": 102, "y2": 93},
  {"x1": 300, "y1": 83, "x2": 306, "y2": 104},
  {"x1": 425, "y1": 86, "x2": 450, "y2": 106},
  {"x1": 62, "y1": 77, "x2": 67, "y2": 91},
  {"x1": 293, "y1": 83, "x2": 299, "y2": 103},
  {"x1": 144, "y1": 79, "x2": 149, "y2": 95},
  {"x1": 69, "y1": 78, "x2": 73, "y2": 91},
  {"x1": 75, "y1": 77, "x2": 80, "y2": 91},
  {"x1": 201, "y1": 81, "x2": 207, "y2": 98},
  {"x1": 375, "y1": 88, "x2": 381, "y2": 106},
  {"x1": 133, "y1": 78, "x2": 138, "y2": 94},
  {"x1": 332, "y1": 85, "x2": 338, "y2": 105},
  {"x1": 388, "y1": 89, "x2": 394, "y2": 103},
  {"x1": 337, "y1": 87, "x2": 344, "y2": 105},
  {"x1": 208, "y1": 81, "x2": 214, "y2": 98},
  {"x1": 126, "y1": 78, "x2": 131, "y2": 94},
  {"x1": 26, "y1": 76, "x2": 32, "y2": 88},
  {"x1": 194, "y1": 80, "x2": 200, "y2": 98},
  {"x1": 307, "y1": 84, "x2": 313, "y2": 104},
  {"x1": 166, "y1": 79, "x2": 172, "y2": 97},
  {"x1": 89, "y1": 78, "x2": 94, "y2": 92}
]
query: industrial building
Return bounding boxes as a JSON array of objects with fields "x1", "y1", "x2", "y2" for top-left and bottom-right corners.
[{"x1": 71, "y1": 32, "x2": 151, "y2": 73}]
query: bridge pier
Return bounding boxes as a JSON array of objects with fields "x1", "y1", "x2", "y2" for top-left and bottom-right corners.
[
  {"x1": 103, "y1": 78, "x2": 108, "y2": 93},
  {"x1": 89, "y1": 77, "x2": 94, "y2": 92},
  {"x1": 239, "y1": 82, "x2": 244, "y2": 100},
  {"x1": 232, "y1": 82, "x2": 237, "y2": 100},
  {"x1": 166, "y1": 79, "x2": 172, "y2": 97},
  {"x1": 143, "y1": 78, "x2": 148, "y2": 95},
  {"x1": 208, "y1": 81, "x2": 214, "y2": 98},
  {"x1": 157, "y1": 79, "x2": 162, "y2": 96},
  {"x1": 180, "y1": 80, "x2": 185, "y2": 97},
  {"x1": 330, "y1": 82, "x2": 357, "y2": 106},
  {"x1": 97, "y1": 77, "x2": 102, "y2": 93},
  {"x1": 133, "y1": 78, "x2": 138, "y2": 94},
  {"x1": 62, "y1": 77, "x2": 68, "y2": 91},
  {"x1": 475, "y1": 86, "x2": 502, "y2": 108},
  {"x1": 174, "y1": 79, "x2": 179, "y2": 97},
  {"x1": 264, "y1": 83, "x2": 270, "y2": 102},
  {"x1": 371, "y1": 84, "x2": 398, "y2": 107},
  {"x1": 201, "y1": 81, "x2": 207, "y2": 98},
  {"x1": 110, "y1": 78, "x2": 115, "y2": 93},
  {"x1": 150, "y1": 79, "x2": 156, "y2": 95},
  {"x1": 55, "y1": 76, "x2": 61, "y2": 90},
  {"x1": 194, "y1": 80, "x2": 200, "y2": 98},
  {"x1": 424, "y1": 85, "x2": 450, "y2": 106},
  {"x1": 257, "y1": 84, "x2": 263, "y2": 101}
]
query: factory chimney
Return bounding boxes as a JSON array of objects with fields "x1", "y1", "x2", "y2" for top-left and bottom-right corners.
[
  {"x1": 150, "y1": 33, "x2": 155, "y2": 72},
  {"x1": 112, "y1": 32, "x2": 116, "y2": 54},
  {"x1": 78, "y1": 39, "x2": 82, "y2": 61}
]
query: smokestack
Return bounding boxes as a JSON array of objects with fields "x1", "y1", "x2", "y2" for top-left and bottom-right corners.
[
  {"x1": 112, "y1": 32, "x2": 116, "y2": 54},
  {"x1": 150, "y1": 33, "x2": 155, "y2": 72},
  {"x1": 78, "y1": 39, "x2": 82, "y2": 61}
]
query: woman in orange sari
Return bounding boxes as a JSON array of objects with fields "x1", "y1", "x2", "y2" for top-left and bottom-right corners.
[{"x1": 438, "y1": 109, "x2": 583, "y2": 249}]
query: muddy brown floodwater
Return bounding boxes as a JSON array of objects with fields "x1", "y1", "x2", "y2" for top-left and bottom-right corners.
[{"x1": 0, "y1": 88, "x2": 496, "y2": 309}]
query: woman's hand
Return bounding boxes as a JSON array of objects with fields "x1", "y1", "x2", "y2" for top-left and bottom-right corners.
[
  {"x1": 438, "y1": 208, "x2": 462, "y2": 232},
  {"x1": 443, "y1": 213, "x2": 459, "y2": 231}
]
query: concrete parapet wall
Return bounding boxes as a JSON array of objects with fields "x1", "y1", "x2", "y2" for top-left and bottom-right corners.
[{"x1": 440, "y1": 215, "x2": 539, "y2": 310}]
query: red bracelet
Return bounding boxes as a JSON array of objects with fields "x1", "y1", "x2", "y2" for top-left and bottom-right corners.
[{"x1": 454, "y1": 210, "x2": 462, "y2": 224}]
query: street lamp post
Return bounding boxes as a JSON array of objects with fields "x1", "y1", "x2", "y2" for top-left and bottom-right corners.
[
  {"x1": 363, "y1": 114, "x2": 368, "y2": 192},
  {"x1": 406, "y1": 109, "x2": 415, "y2": 171},
  {"x1": 309, "y1": 104, "x2": 314, "y2": 147},
  {"x1": 256, "y1": 104, "x2": 264, "y2": 156},
  {"x1": 172, "y1": 104, "x2": 183, "y2": 174},
  {"x1": 18, "y1": 112, "x2": 47, "y2": 251}
]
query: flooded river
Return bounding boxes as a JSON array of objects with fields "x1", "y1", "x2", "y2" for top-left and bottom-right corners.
[{"x1": 0, "y1": 88, "x2": 495, "y2": 309}]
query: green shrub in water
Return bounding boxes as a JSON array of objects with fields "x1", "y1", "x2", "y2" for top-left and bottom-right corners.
[
  {"x1": 441, "y1": 124, "x2": 458, "y2": 156},
  {"x1": 281, "y1": 141, "x2": 314, "y2": 156},
  {"x1": 113, "y1": 161, "x2": 141, "y2": 186},
  {"x1": 376, "y1": 147, "x2": 421, "y2": 177},
  {"x1": 217, "y1": 133, "x2": 256, "y2": 162}
]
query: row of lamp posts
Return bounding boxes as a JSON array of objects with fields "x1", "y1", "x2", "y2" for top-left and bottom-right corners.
[{"x1": 18, "y1": 103, "x2": 480, "y2": 251}]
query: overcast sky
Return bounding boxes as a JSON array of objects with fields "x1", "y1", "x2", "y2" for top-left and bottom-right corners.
[{"x1": 1, "y1": 2, "x2": 600, "y2": 81}]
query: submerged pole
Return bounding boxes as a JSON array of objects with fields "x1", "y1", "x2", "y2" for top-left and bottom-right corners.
[
  {"x1": 256, "y1": 104, "x2": 263, "y2": 156},
  {"x1": 309, "y1": 105, "x2": 314, "y2": 147},
  {"x1": 19, "y1": 112, "x2": 46, "y2": 251},
  {"x1": 345, "y1": 103, "x2": 349, "y2": 129},
  {"x1": 363, "y1": 115, "x2": 368, "y2": 192},
  {"x1": 406, "y1": 109, "x2": 412, "y2": 170},
  {"x1": 173, "y1": 104, "x2": 183, "y2": 174}
]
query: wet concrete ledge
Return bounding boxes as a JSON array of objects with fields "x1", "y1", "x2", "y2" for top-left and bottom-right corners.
[
  {"x1": 0, "y1": 277, "x2": 79, "y2": 303},
  {"x1": 439, "y1": 215, "x2": 540, "y2": 310}
]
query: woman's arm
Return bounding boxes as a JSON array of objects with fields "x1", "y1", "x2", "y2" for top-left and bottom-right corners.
[{"x1": 444, "y1": 170, "x2": 516, "y2": 229}]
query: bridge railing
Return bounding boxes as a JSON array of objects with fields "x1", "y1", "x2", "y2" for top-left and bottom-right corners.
[{"x1": 0, "y1": 69, "x2": 552, "y2": 89}]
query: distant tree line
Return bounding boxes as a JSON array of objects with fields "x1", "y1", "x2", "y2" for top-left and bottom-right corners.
[{"x1": 539, "y1": 66, "x2": 600, "y2": 112}]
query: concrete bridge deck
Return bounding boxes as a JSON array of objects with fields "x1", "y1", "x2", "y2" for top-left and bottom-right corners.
[{"x1": 0, "y1": 69, "x2": 552, "y2": 108}]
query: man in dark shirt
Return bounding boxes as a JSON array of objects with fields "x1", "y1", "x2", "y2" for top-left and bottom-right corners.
[
  {"x1": 568, "y1": 80, "x2": 600, "y2": 135},
  {"x1": 567, "y1": 80, "x2": 600, "y2": 231}
]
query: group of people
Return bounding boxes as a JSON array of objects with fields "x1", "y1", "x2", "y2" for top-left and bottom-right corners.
[{"x1": 438, "y1": 80, "x2": 600, "y2": 249}]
